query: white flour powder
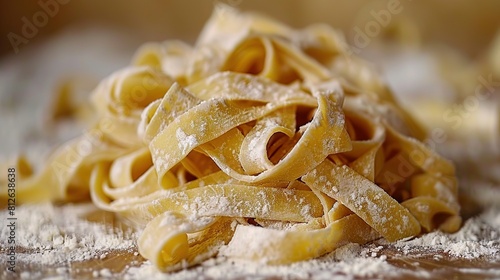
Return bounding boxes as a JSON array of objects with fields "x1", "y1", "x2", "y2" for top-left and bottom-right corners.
[{"x1": 0, "y1": 203, "x2": 139, "y2": 279}]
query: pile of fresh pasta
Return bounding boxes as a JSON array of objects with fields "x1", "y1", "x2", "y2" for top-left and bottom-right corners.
[{"x1": 5, "y1": 6, "x2": 461, "y2": 271}]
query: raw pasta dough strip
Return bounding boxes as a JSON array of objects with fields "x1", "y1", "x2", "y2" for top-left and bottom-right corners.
[
  {"x1": 92, "y1": 162, "x2": 217, "y2": 211},
  {"x1": 14, "y1": 131, "x2": 130, "y2": 204},
  {"x1": 187, "y1": 72, "x2": 317, "y2": 105},
  {"x1": 104, "y1": 166, "x2": 165, "y2": 199},
  {"x1": 200, "y1": 87, "x2": 351, "y2": 183},
  {"x1": 90, "y1": 163, "x2": 323, "y2": 225},
  {"x1": 302, "y1": 159, "x2": 421, "y2": 242},
  {"x1": 91, "y1": 66, "x2": 174, "y2": 147},
  {"x1": 148, "y1": 86, "x2": 326, "y2": 186},
  {"x1": 384, "y1": 123, "x2": 455, "y2": 176},
  {"x1": 410, "y1": 173, "x2": 459, "y2": 211},
  {"x1": 139, "y1": 212, "x2": 235, "y2": 270},
  {"x1": 222, "y1": 37, "x2": 282, "y2": 81},
  {"x1": 272, "y1": 38, "x2": 331, "y2": 83},
  {"x1": 222, "y1": 214, "x2": 379, "y2": 264},
  {"x1": 102, "y1": 147, "x2": 179, "y2": 200},
  {"x1": 401, "y1": 196, "x2": 461, "y2": 232},
  {"x1": 179, "y1": 150, "x2": 222, "y2": 178},
  {"x1": 239, "y1": 107, "x2": 296, "y2": 174},
  {"x1": 121, "y1": 184, "x2": 323, "y2": 225},
  {"x1": 341, "y1": 109, "x2": 386, "y2": 181},
  {"x1": 141, "y1": 83, "x2": 203, "y2": 143},
  {"x1": 108, "y1": 147, "x2": 151, "y2": 187},
  {"x1": 132, "y1": 40, "x2": 193, "y2": 84}
]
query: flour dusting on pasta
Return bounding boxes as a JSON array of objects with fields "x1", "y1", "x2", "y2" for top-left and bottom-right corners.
[{"x1": 0, "y1": 6, "x2": 462, "y2": 271}]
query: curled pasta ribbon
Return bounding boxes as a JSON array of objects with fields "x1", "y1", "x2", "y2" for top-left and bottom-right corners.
[
  {"x1": 223, "y1": 214, "x2": 379, "y2": 264},
  {"x1": 91, "y1": 66, "x2": 174, "y2": 147},
  {"x1": 302, "y1": 160, "x2": 421, "y2": 242},
  {"x1": 91, "y1": 161, "x2": 323, "y2": 227},
  {"x1": 4, "y1": 5, "x2": 462, "y2": 271},
  {"x1": 5, "y1": 131, "x2": 131, "y2": 205},
  {"x1": 145, "y1": 72, "x2": 349, "y2": 185},
  {"x1": 138, "y1": 212, "x2": 234, "y2": 271}
]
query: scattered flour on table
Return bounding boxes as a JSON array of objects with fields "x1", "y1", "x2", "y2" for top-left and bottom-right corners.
[
  {"x1": 389, "y1": 207, "x2": 500, "y2": 259},
  {"x1": 0, "y1": 203, "x2": 138, "y2": 266},
  {"x1": 123, "y1": 252, "x2": 402, "y2": 280}
]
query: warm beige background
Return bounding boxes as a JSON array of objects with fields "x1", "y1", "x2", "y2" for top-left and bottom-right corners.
[{"x1": 1, "y1": 0, "x2": 500, "y2": 58}]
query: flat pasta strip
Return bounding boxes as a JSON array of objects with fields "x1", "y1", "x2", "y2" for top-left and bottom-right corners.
[
  {"x1": 91, "y1": 66, "x2": 174, "y2": 147},
  {"x1": 239, "y1": 107, "x2": 296, "y2": 174},
  {"x1": 138, "y1": 212, "x2": 234, "y2": 271},
  {"x1": 201, "y1": 84, "x2": 350, "y2": 183},
  {"x1": 116, "y1": 184, "x2": 323, "y2": 225},
  {"x1": 401, "y1": 196, "x2": 461, "y2": 232},
  {"x1": 302, "y1": 160, "x2": 421, "y2": 242},
  {"x1": 222, "y1": 214, "x2": 379, "y2": 264}
]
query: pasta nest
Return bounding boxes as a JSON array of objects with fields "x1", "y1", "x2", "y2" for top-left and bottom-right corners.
[{"x1": 2, "y1": 6, "x2": 461, "y2": 271}]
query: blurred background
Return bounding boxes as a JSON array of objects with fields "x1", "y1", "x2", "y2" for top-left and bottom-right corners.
[{"x1": 2, "y1": 0, "x2": 500, "y2": 57}]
